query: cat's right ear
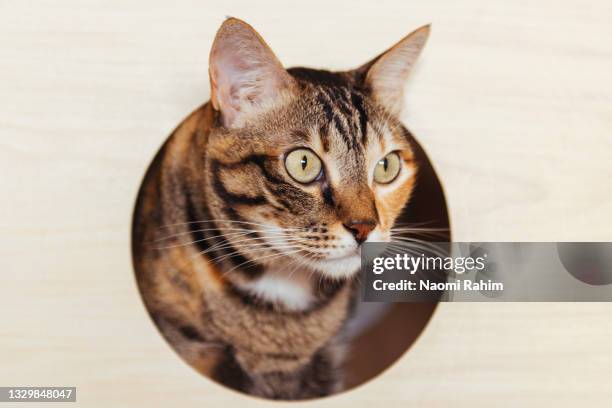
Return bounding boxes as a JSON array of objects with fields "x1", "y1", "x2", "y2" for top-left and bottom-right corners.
[
  {"x1": 352, "y1": 25, "x2": 431, "y2": 116},
  {"x1": 209, "y1": 18, "x2": 296, "y2": 128}
]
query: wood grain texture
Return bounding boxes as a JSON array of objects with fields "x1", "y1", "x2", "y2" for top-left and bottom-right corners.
[{"x1": 1, "y1": 0, "x2": 611, "y2": 406}]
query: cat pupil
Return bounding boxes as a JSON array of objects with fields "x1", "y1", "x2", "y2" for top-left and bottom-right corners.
[
  {"x1": 383, "y1": 158, "x2": 388, "y2": 172},
  {"x1": 301, "y1": 156, "x2": 307, "y2": 170}
]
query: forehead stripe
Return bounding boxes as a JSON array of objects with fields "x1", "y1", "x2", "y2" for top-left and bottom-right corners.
[
  {"x1": 323, "y1": 87, "x2": 359, "y2": 150},
  {"x1": 350, "y1": 91, "x2": 368, "y2": 144},
  {"x1": 318, "y1": 124, "x2": 330, "y2": 152},
  {"x1": 316, "y1": 90, "x2": 353, "y2": 150}
]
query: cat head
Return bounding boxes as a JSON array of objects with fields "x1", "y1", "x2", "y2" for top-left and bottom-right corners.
[{"x1": 203, "y1": 18, "x2": 429, "y2": 279}]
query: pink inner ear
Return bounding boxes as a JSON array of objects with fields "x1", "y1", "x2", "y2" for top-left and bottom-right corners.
[
  {"x1": 209, "y1": 20, "x2": 296, "y2": 127},
  {"x1": 212, "y1": 51, "x2": 267, "y2": 123},
  {"x1": 212, "y1": 56, "x2": 289, "y2": 126},
  {"x1": 224, "y1": 59, "x2": 248, "y2": 107},
  {"x1": 210, "y1": 54, "x2": 255, "y2": 125},
  {"x1": 364, "y1": 25, "x2": 430, "y2": 116}
]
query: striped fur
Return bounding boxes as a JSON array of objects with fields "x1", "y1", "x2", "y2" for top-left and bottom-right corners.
[{"x1": 132, "y1": 18, "x2": 429, "y2": 400}]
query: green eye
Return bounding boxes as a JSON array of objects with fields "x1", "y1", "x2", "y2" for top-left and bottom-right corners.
[
  {"x1": 374, "y1": 152, "x2": 401, "y2": 184},
  {"x1": 285, "y1": 148, "x2": 322, "y2": 184}
]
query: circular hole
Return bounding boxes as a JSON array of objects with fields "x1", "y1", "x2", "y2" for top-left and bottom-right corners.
[{"x1": 131, "y1": 105, "x2": 451, "y2": 400}]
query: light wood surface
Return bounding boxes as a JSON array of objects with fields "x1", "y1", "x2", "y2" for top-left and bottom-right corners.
[{"x1": 1, "y1": 1, "x2": 611, "y2": 406}]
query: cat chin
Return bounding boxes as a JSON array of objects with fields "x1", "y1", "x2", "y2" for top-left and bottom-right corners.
[{"x1": 307, "y1": 254, "x2": 362, "y2": 280}]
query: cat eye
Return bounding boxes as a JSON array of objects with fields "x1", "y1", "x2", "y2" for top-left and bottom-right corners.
[
  {"x1": 373, "y1": 152, "x2": 401, "y2": 184},
  {"x1": 284, "y1": 148, "x2": 323, "y2": 184}
]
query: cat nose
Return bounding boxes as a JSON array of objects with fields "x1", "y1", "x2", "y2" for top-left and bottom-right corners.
[{"x1": 343, "y1": 220, "x2": 377, "y2": 245}]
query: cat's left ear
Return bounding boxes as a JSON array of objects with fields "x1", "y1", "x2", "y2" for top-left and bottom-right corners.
[
  {"x1": 209, "y1": 18, "x2": 297, "y2": 128},
  {"x1": 353, "y1": 25, "x2": 431, "y2": 116}
]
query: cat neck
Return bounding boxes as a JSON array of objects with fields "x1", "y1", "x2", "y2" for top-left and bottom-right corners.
[{"x1": 235, "y1": 264, "x2": 317, "y2": 311}]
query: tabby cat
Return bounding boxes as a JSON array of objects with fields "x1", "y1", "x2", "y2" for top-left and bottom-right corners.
[{"x1": 132, "y1": 17, "x2": 430, "y2": 399}]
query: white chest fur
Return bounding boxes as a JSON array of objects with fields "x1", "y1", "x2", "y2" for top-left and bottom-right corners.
[{"x1": 237, "y1": 266, "x2": 316, "y2": 311}]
